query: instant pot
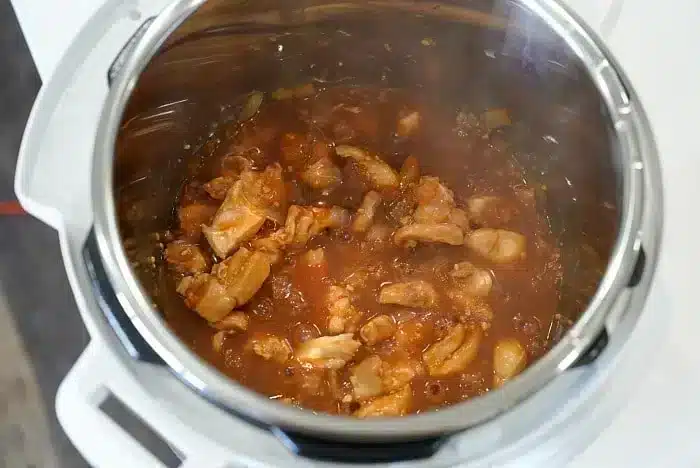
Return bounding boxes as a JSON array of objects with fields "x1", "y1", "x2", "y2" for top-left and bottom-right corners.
[{"x1": 16, "y1": 0, "x2": 663, "y2": 465}]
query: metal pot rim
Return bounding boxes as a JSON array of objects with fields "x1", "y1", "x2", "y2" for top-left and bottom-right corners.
[{"x1": 91, "y1": 0, "x2": 656, "y2": 439}]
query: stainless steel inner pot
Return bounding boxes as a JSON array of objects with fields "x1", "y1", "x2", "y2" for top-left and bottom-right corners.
[{"x1": 89, "y1": 0, "x2": 656, "y2": 462}]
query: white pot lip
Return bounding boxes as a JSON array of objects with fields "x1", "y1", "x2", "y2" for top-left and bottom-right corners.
[{"x1": 89, "y1": 0, "x2": 661, "y2": 440}]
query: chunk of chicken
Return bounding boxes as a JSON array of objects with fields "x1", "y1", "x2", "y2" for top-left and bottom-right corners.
[
  {"x1": 450, "y1": 261, "x2": 493, "y2": 297},
  {"x1": 350, "y1": 356, "x2": 384, "y2": 400},
  {"x1": 212, "y1": 247, "x2": 272, "y2": 308},
  {"x1": 203, "y1": 176, "x2": 237, "y2": 200},
  {"x1": 394, "y1": 223, "x2": 464, "y2": 246},
  {"x1": 253, "y1": 205, "x2": 350, "y2": 260},
  {"x1": 165, "y1": 240, "x2": 210, "y2": 274},
  {"x1": 203, "y1": 164, "x2": 286, "y2": 258},
  {"x1": 448, "y1": 290, "x2": 494, "y2": 328},
  {"x1": 466, "y1": 195, "x2": 516, "y2": 227},
  {"x1": 396, "y1": 111, "x2": 421, "y2": 137},
  {"x1": 382, "y1": 359, "x2": 423, "y2": 394},
  {"x1": 350, "y1": 356, "x2": 422, "y2": 401},
  {"x1": 360, "y1": 315, "x2": 396, "y2": 345},
  {"x1": 354, "y1": 385, "x2": 412, "y2": 418},
  {"x1": 379, "y1": 281, "x2": 438, "y2": 308},
  {"x1": 176, "y1": 274, "x2": 236, "y2": 322},
  {"x1": 447, "y1": 208, "x2": 469, "y2": 232},
  {"x1": 466, "y1": 229, "x2": 526, "y2": 263},
  {"x1": 212, "y1": 330, "x2": 228, "y2": 353},
  {"x1": 178, "y1": 203, "x2": 217, "y2": 240},
  {"x1": 399, "y1": 156, "x2": 420, "y2": 188},
  {"x1": 219, "y1": 154, "x2": 254, "y2": 178},
  {"x1": 326, "y1": 285, "x2": 362, "y2": 334},
  {"x1": 365, "y1": 223, "x2": 393, "y2": 244},
  {"x1": 394, "y1": 319, "x2": 432, "y2": 353},
  {"x1": 493, "y1": 338, "x2": 527, "y2": 387},
  {"x1": 335, "y1": 145, "x2": 399, "y2": 191},
  {"x1": 351, "y1": 191, "x2": 382, "y2": 233},
  {"x1": 280, "y1": 133, "x2": 341, "y2": 189},
  {"x1": 302, "y1": 247, "x2": 326, "y2": 266},
  {"x1": 248, "y1": 335, "x2": 292, "y2": 363},
  {"x1": 302, "y1": 154, "x2": 342, "y2": 189},
  {"x1": 414, "y1": 176, "x2": 455, "y2": 225},
  {"x1": 423, "y1": 324, "x2": 482, "y2": 377},
  {"x1": 212, "y1": 311, "x2": 249, "y2": 332},
  {"x1": 176, "y1": 247, "x2": 271, "y2": 322},
  {"x1": 295, "y1": 333, "x2": 361, "y2": 369}
]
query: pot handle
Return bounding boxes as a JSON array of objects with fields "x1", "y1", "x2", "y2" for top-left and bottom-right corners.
[
  {"x1": 83, "y1": 229, "x2": 165, "y2": 365},
  {"x1": 272, "y1": 429, "x2": 448, "y2": 463}
]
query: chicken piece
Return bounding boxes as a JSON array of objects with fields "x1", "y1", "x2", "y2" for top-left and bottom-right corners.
[
  {"x1": 365, "y1": 223, "x2": 393, "y2": 244},
  {"x1": 212, "y1": 311, "x2": 249, "y2": 332},
  {"x1": 381, "y1": 359, "x2": 423, "y2": 393},
  {"x1": 302, "y1": 154, "x2": 342, "y2": 189},
  {"x1": 178, "y1": 203, "x2": 217, "y2": 240},
  {"x1": 387, "y1": 191, "x2": 418, "y2": 226},
  {"x1": 350, "y1": 356, "x2": 384, "y2": 400},
  {"x1": 165, "y1": 240, "x2": 210, "y2": 274},
  {"x1": 203, "y1": 176, "x2": 237, "y2": 200},
  {"x1": 220, "y1": 154, "x2": 254, "y2": 178},
  {"x1": 414, "y1": 176, "x2": 455, "y2": 224},
  {"x1": 280, "y1": 133, "x2": 341, "y2": 189},
  {"x1": 203, "y1": 164, "x2": 286, "y2": 258},
  {"x1": 379, "y1": 281, "x2": 438, "y2": 309},
  {"x1": 394, "y1": 223, "x2": 464, "y2": 246},
  {"x1": 302, "y1": 247, "x2": 326, "y2": 266},
  {"x1": 212, "y1": 330, "x2": 227, "y2": 353},
  {"x1": 466, "y1": 228, "x2": 526, "y2": 263},
  {"x1": 177, "y1": 274, "x2": 236, "y2": 322},
  {"x1": 360, "y1": 315, "x2": 396, "y2": 345},
  {"x1": 399, "y1": 156, "x2": 420, "y2": 188},
  {"x1": 396, "y1": 111, "x2": 421, "y2": 137},
  {"x1": 350, "y1": 356, "x2": 422, "y2": 401},
  {"x1": 351, "y1": 191, "x2": 382, "y2": 233},
  {"x1": 326, "y1": 285, "x2": 362, "y2": 334},
  {"x1": 212, "y1": 247, "x2": 272, "y2": 308},
  {"x1": 293, "y1": 365, "x2": 327, "y2": 396},
  {"x1": 354, "y1": 385, "x2": 412, "y2": 418},
  {"x1": 335, "y1": 145, "x2": 399, "y2": 191},
  {"x1": 493, "y1": 338, "x2": 527, "y2": 387},
  {"x1": 423, "y1": 324, "x2": 482, "y2": 377},
  {"x1": 295, "y1": 333, "x2": 361, "y2": 369},
  {"x1": 248, "y1": 335, "x2": 292, "y2": 363},
  {"x1": 450, "y1": 261, "x2": 493, "y2": 297},
  {"x1": 466, "y1": 195, "x2": 516, "y2": 227},
  {"x1": 394, "y1": 319, "x2": 432, "y2": 353},
  {"x1": 410, "y1": 176, "x2": 470, "y2": 234},
  {"x1": 448, "y1": 290, "x2": 494, "y2": 328},
  {"x1": 467, "y1": 196, "x2": 499, "y2": 219},
  {"x1": 253, "y1": 205, "x2": 350, "y2": 259},
  {"x1": 448, "y1": 208, "x2": 469, "y2": 232}
]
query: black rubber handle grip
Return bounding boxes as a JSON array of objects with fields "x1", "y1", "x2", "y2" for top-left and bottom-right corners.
[
  {"x1": 83, "y1": 229, "x2": 164, "y2": 365},
  {"x1": 570, "y1": 245, "x2": 647, "y2": 368},
  {"x1": 628, "y1": 246, "x2": 646, "y2": 288},
  {"x1": 107, "y1": 17, "x2": 155, "y2": 85},
  {"x1": 273, "y1": 429, "x2": 447, "y2": 463}
]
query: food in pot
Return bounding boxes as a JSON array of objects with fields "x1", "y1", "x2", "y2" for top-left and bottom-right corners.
[{"x1": 156, "y1": 86, "x2": 562, "y2": 416}]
